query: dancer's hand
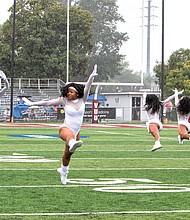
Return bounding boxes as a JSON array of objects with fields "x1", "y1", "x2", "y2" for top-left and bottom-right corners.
[
  {"x1": 91, "y1": 64, "x2": 98, "y2": 77},
  {"x1": 178, "y1": 90, "x2": 184, "y2": 95},
  {"x1": 173, "y1": 88, "x2": 184, "y2": 95}
]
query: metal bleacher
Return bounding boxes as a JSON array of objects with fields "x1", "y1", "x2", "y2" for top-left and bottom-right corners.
[{"x1": 0, "y1": 78, "x2": 65, "y2": 122}]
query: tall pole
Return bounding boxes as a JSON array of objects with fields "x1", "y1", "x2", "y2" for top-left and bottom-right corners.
[
  {"x1": 161, "y1": 0, "x2": 165, "y2": 122},
  {"x1": 10, "y1": 0, "x2": 16, "y2": 123},
  {"x1": 146, "y1": 0, "x2": 151, "y2": 79},
  {"x1": 66, "y1": 0, "x2": 70, "y2": 83},
  {"x1": 141, "y1": 0, "x2": 144, "y2": 85}
]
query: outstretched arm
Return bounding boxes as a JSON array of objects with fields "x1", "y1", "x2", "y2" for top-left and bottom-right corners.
[
  {"x1": 163, "y1": 89, "x2": 184, "y2": 105},
  {"x1": 0, "y1": 71, "x2": 9, "y2": 97},
  {"x1": 22, "y1": 97, "x2": 63, "y2": 107},
  {"x1": 83, "y1": 64, "x2": 98, "y2": 102}
]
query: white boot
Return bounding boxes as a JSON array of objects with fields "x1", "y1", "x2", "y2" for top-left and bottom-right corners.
[
  {"x1": 57, "y1": 165, "x2": 69, "y2": 185},
  {"x1": 69, "y1": 139, "x2": 83, "y2": 153},
  {"x1": 151, "y1": 141, "x2": 162, "y2": 152}
]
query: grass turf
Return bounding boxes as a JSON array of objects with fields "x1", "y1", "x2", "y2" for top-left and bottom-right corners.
[{"x1": 0, "y1": 124, "x2": 190, "y2": 220}]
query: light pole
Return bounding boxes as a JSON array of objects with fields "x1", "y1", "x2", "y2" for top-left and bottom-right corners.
[
  {"x1": 146, "y1": 0, "x2": 151, "y2": 79},
  {"x1": 161, "y1": 0, "x2": 165, "y2": 122},
  {"x1": 66, "y1": 0, "x2": 70, "y2": 83},
  {"x1": 10, "y1": 0, "x2": 16, "y2": 123}
]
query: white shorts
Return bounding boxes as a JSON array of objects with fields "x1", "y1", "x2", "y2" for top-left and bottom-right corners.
[{"x1": 146, "y1": 119, "x2": 163, "y2": 132}]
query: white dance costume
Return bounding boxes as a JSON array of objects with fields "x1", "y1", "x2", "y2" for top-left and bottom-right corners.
[
  {"x1": 146, "y1": 110, "x2": 163, "y2": 132},
  {"x1": 60, "y1": 76, "x2": 93, "y2": 136},
  {"x1": 60, "y1": 98, "x2": 86, "y2": 136},
  {"x1": 144, "y1": 94, "x2": 177, "y2": 132},
  {"x1": 28, "y1": 72, "x2": 95, "y2": 137},
  {"x1": 175, "y1": 90, "x2": 190, "y2": 132},
  {"x1": 177, "y1": 112, "x2": 190, "y2": 132}
]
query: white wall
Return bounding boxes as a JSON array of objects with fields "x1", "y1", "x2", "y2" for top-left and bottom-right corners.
[{"x1": 102, "y1": 92, "x2": 159, "y2": 122}]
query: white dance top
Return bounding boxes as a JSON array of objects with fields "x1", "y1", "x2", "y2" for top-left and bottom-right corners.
[
  {"x1": 146, "y1": 109, "x2": 160, "y2": 121},
  {"x1": 60, "y1": 98, "x2": 86, "y2": 136},
  {"x1": 29, "y1": 72, "x2": 95, "y2": 137}
]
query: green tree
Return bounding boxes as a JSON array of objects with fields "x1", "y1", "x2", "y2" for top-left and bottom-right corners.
[
  {"x1": 75, "y1": 0, "x2": 129, "y2": 82},
  {"x1": 153, "y1": 48, "x2": 190, "y2": 97},
  {"x1": 0, "y1": 0, "x2": 94, "y2": 80}
]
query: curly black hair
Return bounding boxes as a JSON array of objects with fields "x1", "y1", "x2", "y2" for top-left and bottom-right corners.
[
  {"x1": 177, "y1": 96, "x2": 190, "y2": 115},
  {"x1": 60, "y1": 83, "x2": 85, "y2": 98},
  {"x1": 145, "y1": 94, "x2": 162, "y2": 114}
]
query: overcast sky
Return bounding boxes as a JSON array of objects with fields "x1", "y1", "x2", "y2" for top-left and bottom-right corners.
[
  {"x1": 118, "y1": 0, "x2": 190, "y2": 73},
  {"x1": 0, "y1": 0, "x2": 190, "y2": 73}
]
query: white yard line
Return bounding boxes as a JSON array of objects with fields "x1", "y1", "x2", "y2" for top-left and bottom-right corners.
[
  {"x1": 1, "y1": 183, "x2": 190, "y2": 188},
  {"x1": 72, "y1": 158, "x2": 190, "y2": 160},
  {"x1": 0, "y1": 210, "x2": 190, "y2": 216},
  {"x1": 1, "y1": 150, "x2": 190, "y2": 152},
  {"x1": 0, "y1": 168, "x2": 190, "y2": 170}
]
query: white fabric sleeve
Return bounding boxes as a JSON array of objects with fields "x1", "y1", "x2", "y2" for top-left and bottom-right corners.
[
  {"x1": 174, "y1": 89, "x2": 179, "y2": 106},
  {"x1": 23, "y1": 97, "x2": 64, "y2": 106},
  {"x1": 163, "y1": 90, "x2": 183, "y2": 105},
  {"x1": 83, "y1": 65, "x2": 98, "y2": 102}
]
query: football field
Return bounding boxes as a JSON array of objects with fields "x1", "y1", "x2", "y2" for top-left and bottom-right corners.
[{"x1": 0, "y1": 123, "x2": 190, "y2": 220}]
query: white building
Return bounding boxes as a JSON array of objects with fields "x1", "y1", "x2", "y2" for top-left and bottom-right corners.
[{"x1": 101, "y1": 91, "x2": 161, "y2": 122}]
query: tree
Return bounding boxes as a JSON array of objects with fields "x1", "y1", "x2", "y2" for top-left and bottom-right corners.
[
  {"x1": 153, "y1": 48, "x2": 190, "y2": 97},
  {"x1": 0, "y1": 0, "x2": 94, "y2": 80},
  {"x1": 74, "y1": 0, "x2": 129, "y2": 82}
]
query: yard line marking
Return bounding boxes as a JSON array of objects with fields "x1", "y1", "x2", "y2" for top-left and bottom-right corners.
[
  {"x1": 1, "y1": 150, "x2": 190, "y2": 152},
  {"x1": 0, "y1": 154, "x2": 59, "y2": 162},
  {"x1": 0, "y1": 159, "x2": 59, "y2": 162},
  {"x1": 0, "y1": 168, "x2": 190, "y2": 171},
  {"x1": 80, "y1": 150, "x2": 190, "y2": 152},
  {"x1": 2, "y1": 157, "x2": 190, "y2": 162},
  {"x1": 1, "y1": 183, "x2": 190, "y2": 188},
  {"x1": 0, "y1": 185, "x2": 88, "y2": 188},
  {"x1": 0, "y1": 210, "x2": 190, "y2": 216},
  {"x1": 71, "y1": 168, "x2": 190, "y2": 170},
  {"x1": 71, "y1": 158, "x2": 190, "y2": 160}
]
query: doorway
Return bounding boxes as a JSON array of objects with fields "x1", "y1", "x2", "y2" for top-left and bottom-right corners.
[{"x1": 132, "y1": 97, "x2": 141, "y2": 120}]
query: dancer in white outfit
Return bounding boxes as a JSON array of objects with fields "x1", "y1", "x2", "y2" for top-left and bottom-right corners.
[
  {"x1": 23, "y1": 65, "x2": 98, "y2": 184},
  {"x1": 144, "y1": 90, "x2": 183, "y2": 152},
  {"x1": 174, "y1": 88, "x2": 190, "y2": 144},
  {"x1": 0, "y1": 70, "x2": 9, "y2": 97}
]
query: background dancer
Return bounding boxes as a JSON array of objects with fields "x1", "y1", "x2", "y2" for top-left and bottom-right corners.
[
  {"x1": 144, "y1": 90, "x2": 183, "y2": 151},
  {"x1": 174, "y1": 88, "x2": 190, "y2": 144}
]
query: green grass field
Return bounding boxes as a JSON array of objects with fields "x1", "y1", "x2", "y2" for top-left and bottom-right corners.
[{"x1": 0, "y1": 123, "x2": 190, "y2": 220}]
